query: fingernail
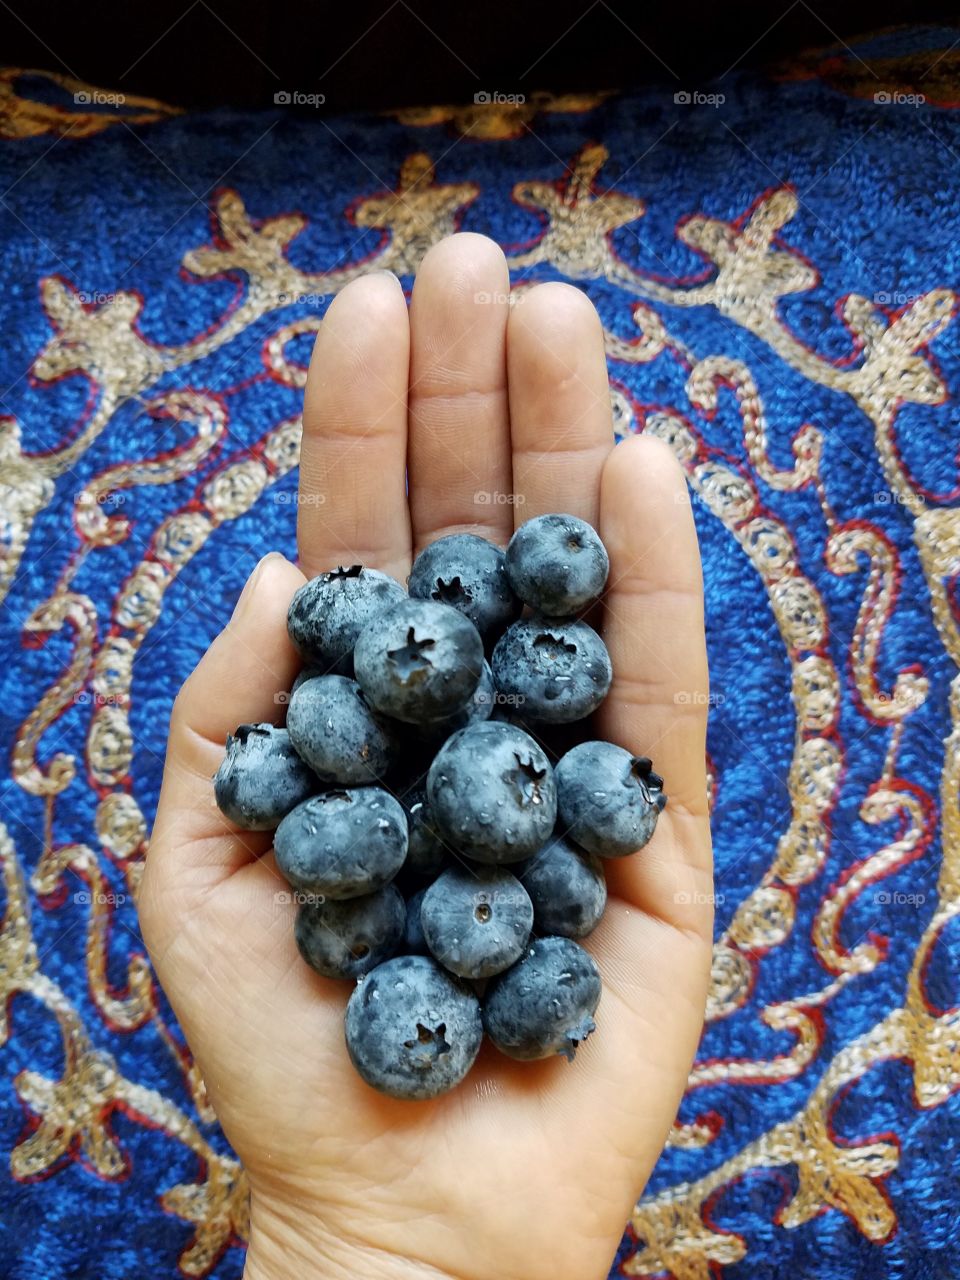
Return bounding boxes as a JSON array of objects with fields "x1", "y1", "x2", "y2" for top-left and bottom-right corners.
[{"x1": 371, "y1": 268, "x2": 401, "y2": 282}]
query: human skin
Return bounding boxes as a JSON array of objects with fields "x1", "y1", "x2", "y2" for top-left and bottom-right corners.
[{"x1": 139, "y1": 232, "x2": 713, "y2": 1280}]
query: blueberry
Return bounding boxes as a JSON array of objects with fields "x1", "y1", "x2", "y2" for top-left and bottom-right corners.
[
  {"x1": 427, "y1": 721, "x2": 557, "y2": 864},
  {"x1": 518, "y1": 833, "x2": 606, "y2": 938},
  {"x1": 423, "y1": 659, "x2": 495, "y2": 736},
  {"x1": 403, "y1": 887, "x2": 430, "y2": 955},
  {"x1": 354, "y1": 599, "x2": 484, "y2": 725},
  {"x1": 287, "y1": 565, "x2": 405, "y2": 672},
  {"x1": 482, "y1": 936, "x2": 601, "y2": 1061},
  {"x1": 295, "y1": 884, "x2": 405, "y2": 980},
  {"x1": 408, "y1": 533, "x2": 520, "y2": 646},
  {"x1": 505, "y1": 514, "x2": 609, "y2": 616},
  {"x1": 421, "y1": 864, "x2": 533, "y2": 979},
  {"x1": 274, "y1": 787, "x2": 407, "y2": 899},
  {"x1": 491, "y1": 617, "x2": 612, "y2": 724},
  {"x1": 213, "y1": 724, "x2": 316, "y2": 830},
  {"x1": 345, "y1": 954, "x2": 483, "y2": 1099},
  {"x1": 555, "y1": 741, "x2": 666, "y2": 858},
  {"x1": 286, "y1": 674, "x2": 394, "y2": 784},
  {"x1": 400, "y1": 785, "x2": 450, "y2": 878}
]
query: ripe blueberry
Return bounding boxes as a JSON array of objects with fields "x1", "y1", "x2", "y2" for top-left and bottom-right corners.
[
  {"x1": 491, "y1": 617, "x2": 612, "y2": 724},
  {"x1": 555, "y1": 741, "x2": 666, "y2": 858},
  {"x1": 274, "y1": 787, "x2": 407, "y2": 899},
  {"x1": 354, "y1": 599, "x2": 483, "y2": 724},
  {"x1": 505, "y1": 514, "x2": 609, "y2": 616},
  {"x1": 295, "y1": 884, "x2": 405, "y2": 980},
  {"x1": 286, "y1": 675, "x2": 394, "y2": 784},
  {"x1": 345, "y1": 954, "x2": 483, "y2": 1100},
  {"x1": 518, "y1": 833, "x2": 606, "y2": 938},
  {"x1": 427, "y1": 721, "x2": 557, "y2": 864},
  {"x1": 213, "y1": 724, "x2": 316, "y2": 830},
  {"x1": 287, "y1": 565, "x2": 405, "y2": 672},
  {"x1": 482, "y1": 935, "x2": 601, "y2": 1061},
  {"x1": 408, "y1": 533, "x2": 520, "y2": 646},
  {"x1": 421, "y1": 864, "x2": 534, "y2": 979}
]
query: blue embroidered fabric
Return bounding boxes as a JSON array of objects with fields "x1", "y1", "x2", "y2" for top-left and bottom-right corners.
[{"x1": 0, "y1": 25, "x2": 958, "y2": 1279}]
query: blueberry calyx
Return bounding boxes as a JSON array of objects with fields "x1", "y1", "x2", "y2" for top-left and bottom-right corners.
[
  {"x1": 630, "y1": 755, "x2": 666, "y2": 809},
  {"x1": 387, "y1": 627, "x2": 436, "y2": 677},
  {"x1": 532, "y1": 632, "x2": 578, "y2": 660},
  {"x1": 232, "y1": 723, "x2": 270, "y2": 744},
  {"x1": 432, "y1": 576, "x2": 471, "y2": 607},
  {"x1": 560, "y1": 1014, "x2": 597, "y2": 1062},
  {"x1": 330, "y1": 564, "x2": 364, "y2": 580},
  {"x1": 511, "y1": 754, "x2": 547, "y2": 805},
  {"x1": 403, "y1": 1021, "x2": 450, "y2": 1067}
]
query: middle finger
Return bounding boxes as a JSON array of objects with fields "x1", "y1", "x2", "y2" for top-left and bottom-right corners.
[{"x1": 408, "y1": 233, "x2": 514, "y2": 553}]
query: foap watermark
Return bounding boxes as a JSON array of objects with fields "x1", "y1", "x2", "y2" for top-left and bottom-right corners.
[
  {"x1": 674, "y1": 690, "x2": 725, "y2": 707},
  {"x1": 73, "y1": 690, "x2": 124, "y2": 707},
  {"x1": 475, "y1": 490, "x2": 525, "y2": 506},
  {"x1": 874, "y1": 91, "x2": 925, "y2": 106},
  {"x1": 474, "y1": 91, "x2": 525, "y2": 105},
  {"x1": 476, "y1": 690, "x2": 526, "y2": 710},
  {"x1": 274, "y1": 91, "x2": 326, "y2": 108},
  {"x1": 74, "y1": 490, "x2": 126, "y2": 508},
  {"x1": 77, "y1": 290, "x2": 120, "y2": 305},
  {"x1": 272, "y1": 490, "x2": 327, "y2": 506},
  {"x1": 674, "y1": 90, "x2": 725, "y2": 108},
  {"x1": 75, "y1": 90, "x2": 125, "y2": 108},
  {"x1": 276, "y1": 291, "x2": 329, "y2": 305},
  {"x1": 276, "y1": 890, "x2": 327, "y2": 905},
  {"x1": 474, "y1": 289, "x2": 516, "y2": 305},
  {"x1": 873, "y1": 490, "x2": 911, "y2": 505},
  {"x1": 75, "y1": 890, "x2": 127, "y2": 905},
  {"x1": 674, "y1": 889, "x2": 725, "y2": 906},
  {"x1": 874, "y1": 290, "x2": 925, "y2": 307},
  {"x1": 875, "y1": 890, "x2": 925, "y2": 907}
]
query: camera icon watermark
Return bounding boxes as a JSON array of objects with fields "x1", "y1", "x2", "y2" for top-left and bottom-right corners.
[
  {"x1": 674, "y1": 890, "x2": 724, "y2": 905},
  {"x1": 874, "y1": 890, "x2": 925, "y2": 906}
]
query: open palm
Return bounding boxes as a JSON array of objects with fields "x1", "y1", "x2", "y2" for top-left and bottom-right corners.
[{"x1": 140, "y1": 233, "x2": 713, "y2": 1280}]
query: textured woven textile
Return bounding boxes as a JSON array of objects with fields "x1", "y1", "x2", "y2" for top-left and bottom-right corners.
[{"x1": 0, "y1": 25, "x2": 958, "y2": 1279}]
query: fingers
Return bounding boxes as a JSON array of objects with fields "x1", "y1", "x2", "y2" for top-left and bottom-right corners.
[
  {"x1": 298, "y1": 272, "x2": 412, "y2": 581},
  {"x1": 595, "y1": 435, "x2": 712, "y2": 929},
  {"x1": 407, "y1": 234, "x2": 513, "y2": 552},
  {"x1": 507, "y1": 283, "x2": 615, "y2": 527},
  {"x1": 146, "y1": 554, "x2": 306, "y2": 881}
]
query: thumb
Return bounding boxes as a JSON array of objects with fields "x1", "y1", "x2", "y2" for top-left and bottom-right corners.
[{"x1": 146, "y1": 552, "x2": 306, "y2": 889}]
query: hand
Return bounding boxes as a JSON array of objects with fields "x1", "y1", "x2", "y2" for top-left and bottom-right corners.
[{"x1": 139, "y1": 233, "x2": 713, "y2": 1280}]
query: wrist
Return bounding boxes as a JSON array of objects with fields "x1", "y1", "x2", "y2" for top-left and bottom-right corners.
[{"x1": 243, "y1": 1194, "x2": 461, "y2": 1280}]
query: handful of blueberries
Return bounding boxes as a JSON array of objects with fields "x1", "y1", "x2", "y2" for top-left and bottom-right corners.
[{"x1": 213, "y1": 514, "x2": 666, "y2": 1100}]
